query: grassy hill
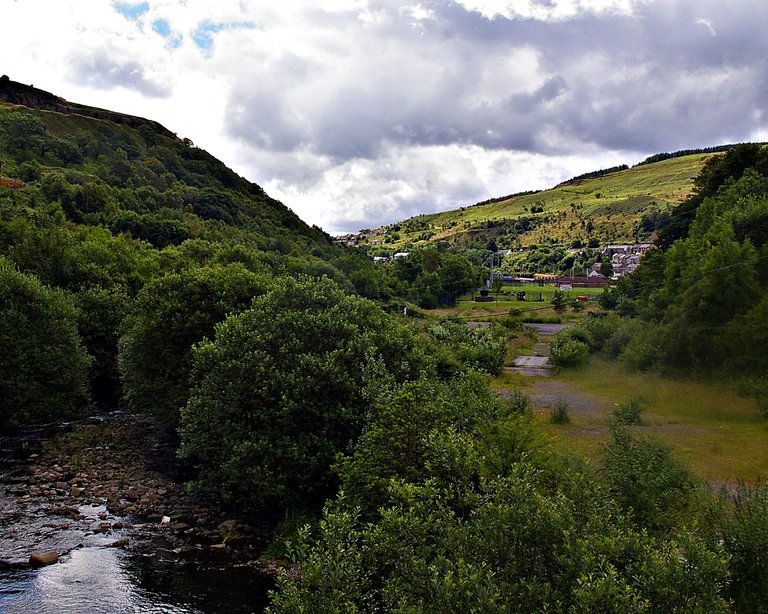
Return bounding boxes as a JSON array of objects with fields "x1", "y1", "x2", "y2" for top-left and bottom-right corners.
[{"x1": 357, "y1": 153, "x2": 717, "y2": 251}]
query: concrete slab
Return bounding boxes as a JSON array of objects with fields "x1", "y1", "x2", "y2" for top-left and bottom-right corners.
[{"x1": 513, "y1": 356, "x2": 550, "y2": 367}]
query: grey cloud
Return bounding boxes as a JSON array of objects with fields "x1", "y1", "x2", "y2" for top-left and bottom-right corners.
[
  {"x1": 222, "y1": 0, "x2": 767, "y2": 231},
  {"x1": 68, "y1": 52, "x2": 170, "y2": 98},
  {"x1": 231, "y1": 0, "x2": 766, "y2": 162}
]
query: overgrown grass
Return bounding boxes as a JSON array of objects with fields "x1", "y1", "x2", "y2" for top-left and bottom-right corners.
[{"x1": 542, "y1": 357, "x2": 768, "y2": 483}]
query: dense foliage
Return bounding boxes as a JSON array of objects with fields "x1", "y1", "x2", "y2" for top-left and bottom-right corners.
[
  {"x1": 119, "y1": 264, "x2": 273, "y2": 427},
  {"x1": 0, "y1": 259, "x2": 90, "y2": 428},
  {"x1": 178, "y1": 277, "x2": 429, "y2": 511},
  {"x1": 269, "y1": 387, "x2": 732, "y2": 612},
  {"x1": 598, "y1": 145, "x2": 768, "y2": 386}
]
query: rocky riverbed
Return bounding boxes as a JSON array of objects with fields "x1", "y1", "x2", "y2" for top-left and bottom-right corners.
[{"x1": 0, "y1": 413, "x2": 287, "y2": 612}]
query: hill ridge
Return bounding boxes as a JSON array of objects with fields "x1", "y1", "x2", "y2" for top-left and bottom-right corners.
[{"x1": 0, "y1": 75, "x2": 178, "y2": 140}]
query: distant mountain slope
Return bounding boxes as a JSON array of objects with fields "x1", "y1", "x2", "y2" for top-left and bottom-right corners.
[
  {"x1": 357, "y1": 152, "x2": 718, "y2": 251},
  {"x1": 0, "y1": 76, "x2": 329, "y2": 249}
]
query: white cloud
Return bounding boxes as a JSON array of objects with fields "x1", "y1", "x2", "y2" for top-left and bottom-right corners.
[{"x1": 453, "y1": 0, "x2": 641, "y2": 21}]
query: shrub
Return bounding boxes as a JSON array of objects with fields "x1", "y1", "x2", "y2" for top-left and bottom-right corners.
[
  {"x1": 705, "y1": 481, "x2": 768, "y2": 611},
  {"x1": 604, "y1": 317, "x2": 646, "y2": 359},
  {"x1": 179, "y1": 277, "x2": 427, "y2": 512},
  {"x1": 427, "y1": 320, "x2": 508, "y2": 377},
  {"x1": 610, "y1": 397, "x2": 643, "y2": 425},
  {"x1": 506, "y1": 389, "x2": 533, "y2": 417},
  {"x1": 118, "y1": 263, "x2": 272, "y2": 428},
  {"x1": 550, "y1": 398, "x2": 571, "y2": 424},
  {"x1": 549, "y1": 333, "x2": 589, "y2": 368},
  {"x1": 270, "y1": 461, "x2": 729, "y2": 613},
  {"x1": 619, "y1": 324, "x2": 664, "y2": 371},
  {"x1": 602, "y1": 425, "x2": 697, "y2": 532}
]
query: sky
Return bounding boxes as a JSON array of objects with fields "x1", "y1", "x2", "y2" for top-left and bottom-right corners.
[{"x1": 2, "y1": 0, "x2": 767, "y2": 234}]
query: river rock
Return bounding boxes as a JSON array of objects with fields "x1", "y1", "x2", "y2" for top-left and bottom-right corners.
[
  {"x1": 217, "y1": 519, "x2": 238, "y2": 533},
  {"x1": 29, "y1": 551, "x2": 58, "y2": 567}
]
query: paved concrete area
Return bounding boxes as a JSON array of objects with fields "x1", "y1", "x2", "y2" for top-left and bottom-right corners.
[{"x1": 513, "y1": 356, "x2": 550, "y2": 367}]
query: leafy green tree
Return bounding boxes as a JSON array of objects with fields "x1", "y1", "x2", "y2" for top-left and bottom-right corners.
[
  {"x1": 0, "y1": 110, "x2": 49, "y2": 156},
  {"x1": 491, "y1": 274, "x2": 504, "y2": 298},
  {"x1": 551, "y1": 289, "x2": 569, "y2": 313},
  {"x1": 600, "y1": 258, "x2": 614, "y2": 278},
  {"x1": 335, "y1": 374, "x2": 501, "y2": 516},
  {"x1": 0, "y1": 260, "x2": 91, "y2": 429},
  {"x1": 178, "y1": 277, "x2": 426, "y2": 511},
  {"x1": 119, "y1": 264, "x2": 273, "y2": 427}
]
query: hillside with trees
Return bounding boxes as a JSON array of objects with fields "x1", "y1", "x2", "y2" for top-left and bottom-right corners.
[
  {"x1": 596, "y1": 143, "x2": 768, "y2": 400},
  {"x1": 0, "y1": 78, "x2": 484, "y2": 423}
]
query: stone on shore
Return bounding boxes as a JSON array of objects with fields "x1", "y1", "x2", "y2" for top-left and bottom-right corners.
[{"x1": 29, "y1": 551, "x2": 58, "y2": 567}]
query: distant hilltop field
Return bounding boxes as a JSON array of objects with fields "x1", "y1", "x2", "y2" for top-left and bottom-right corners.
[{"x1": 350, "y1": 147, "x2": 744, "y2": 252}]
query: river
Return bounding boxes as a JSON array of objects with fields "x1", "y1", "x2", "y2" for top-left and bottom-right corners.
[{"x1": 0, "y1": 418, "x2": 276, "y2": 613}]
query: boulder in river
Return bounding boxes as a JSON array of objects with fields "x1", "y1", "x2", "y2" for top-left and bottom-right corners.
[{"x1": 29, "y1": 551, "x2": 58, "y2": 567}]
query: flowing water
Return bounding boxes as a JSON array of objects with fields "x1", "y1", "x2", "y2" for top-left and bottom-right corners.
[{"x1": 0, "y1": 424, "x2": 274, "y2": 613}]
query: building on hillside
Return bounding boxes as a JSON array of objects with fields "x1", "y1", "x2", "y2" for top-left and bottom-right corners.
[
  {"x1": 599, "y1": 244, "x2": 654, "y2": 278},
  {"x1": 552, "y1": 275, "x2": 609, "y2": 288},
  {"x1": 333, "y1": 233, "x2": 360, "y2": 246}
]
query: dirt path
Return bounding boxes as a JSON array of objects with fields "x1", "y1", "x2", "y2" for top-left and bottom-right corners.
[{"x1": 504, "y1": 323, "x2": 611, "y2": 419}]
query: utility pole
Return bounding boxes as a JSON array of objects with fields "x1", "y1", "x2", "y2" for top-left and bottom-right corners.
[{"x1": 487, "y1": 251, "x2": 494, "y2": 288}]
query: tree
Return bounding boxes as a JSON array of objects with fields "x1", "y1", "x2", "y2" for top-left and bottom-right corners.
[
  {"x1": 118, "y1": 264, "x2": 273, "y2": 428},
  {"x1": 491, "y1": 274, "x2": 504, "y2": 298},
  {"x1": 600, "y1": 258, "x2": 614, "y2": 278},
  {"x1": 0, "y1": 260, "x2": 91, "y2": 430},
  {"x1": 178, "y1": 277, "x2": 426, "y2": 511},
  {"x1": 0, "y1": 110, "x2": 49, "y2": 156},
  {"x1": 551, "y1": 289, "x2": 569, "y2": 313}
]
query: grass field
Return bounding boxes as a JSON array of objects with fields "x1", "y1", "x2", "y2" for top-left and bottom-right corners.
[
  {"x1": 430, "y1": 283, "x2": 605, "y2": 323},
  {"x1": 360, "y1": 153, "x2": 714, "y2": 249},
  {"x1": 523, "y1": 357, "x2": 768, "y2": 485}
]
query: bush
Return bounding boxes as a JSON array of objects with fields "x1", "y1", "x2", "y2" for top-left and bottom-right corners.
[
  {"x1": 619, "y1": 324, "x2": 664, "y2": 371},
  {"x1": 118, "y1": 264, "x2": 272, "y2": 428},
  {"x1": 506, "y1": 389, "x2": 533, "y2": 417},
  {"x1": 604, "y1": 317, "x2": 646, "y2": 359},
  {"x1": 549, "y1": 332, "x2": 589, "y2": 369},
  {"x1": 602, "y1": 425, "x2": 697, "y2": 532},
  {"x1": 550, "y1": 398, "x2": 571, "y2": 424},
  {"x1": 609, "y1": 397, "x2": 643, "y2": 425},
  {"x1": 427, "y1": 320, "x2": 508, "y2": 377},
  {"x1": 179, "y1": 277, "x2": 427, "y2": 512},
  {"x1": 270, "y1": 461, "x2": 730, "y2": 613},
  {"x1": 705, "y1": 481, "x2": 768, "y2": 611},
  {"x1": 0, "y1": 261, "x2": 91, "y2": 429}
]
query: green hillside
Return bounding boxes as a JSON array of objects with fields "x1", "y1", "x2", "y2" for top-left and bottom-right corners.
[
  {"x1": 0, "y1": 77, "x2": 329, "y2": 250},
  {"x1": 358, "y1": 153, "x2": 715, "y2": 251}
]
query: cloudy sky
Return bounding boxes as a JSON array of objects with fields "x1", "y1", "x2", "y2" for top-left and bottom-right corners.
[{"x1": 3, "y1": 0, "x2": 767, "y2": 233}]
